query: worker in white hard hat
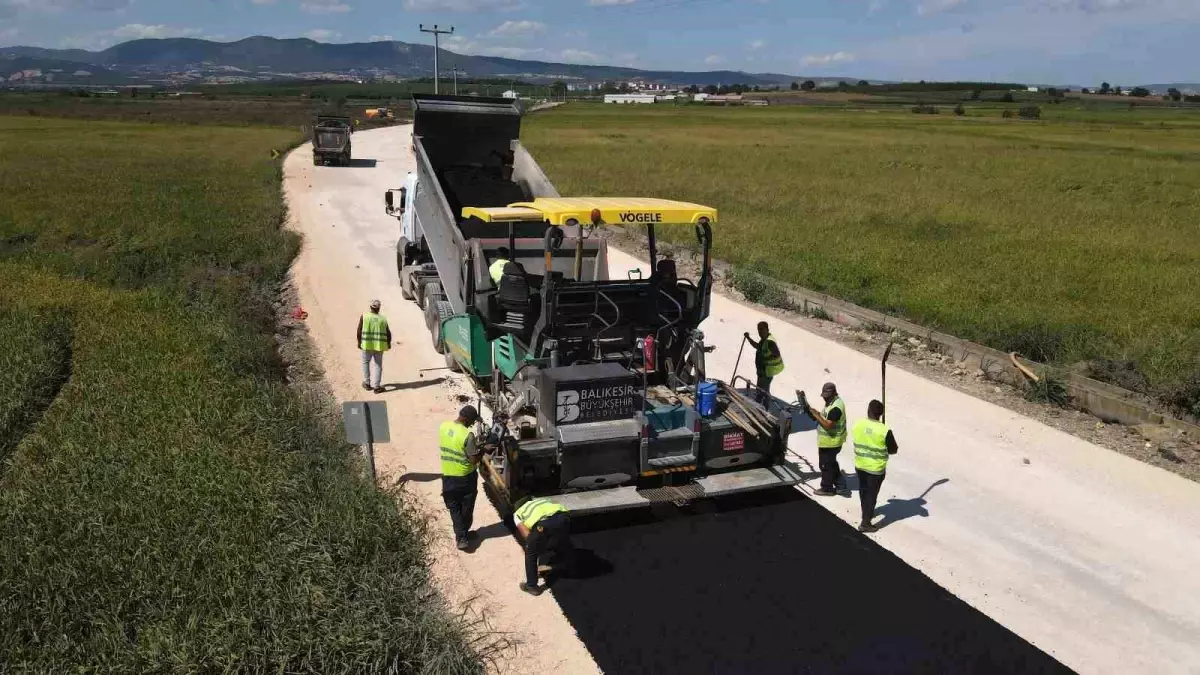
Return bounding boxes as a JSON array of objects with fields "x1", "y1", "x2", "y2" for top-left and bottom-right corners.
[{"x1": 357, "y1": 299, "x2": 391, "y2": 393}]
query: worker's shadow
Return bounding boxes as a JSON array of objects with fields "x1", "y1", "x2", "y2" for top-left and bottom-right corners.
[
  {"x1": 874, "y1": 478, "x2": 950, "y2": 530},
  {"x1": 345, "y1": 158, "x2": 378, "y2": 168},
  {"x1": 550, "y1": 548, "x2": 614, "y2": 581},
  {"x1": 394, "y1": 472, "x2": 441, "y2": 484},
  {"x1": 378, "y1": 377, "x2": 445, "y2": 392}
]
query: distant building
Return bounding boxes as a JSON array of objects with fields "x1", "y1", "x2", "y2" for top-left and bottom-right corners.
[
  {"x1": 692, "y1": 92, "x2": 710, "y2": 102},
  {"x1": 702, "y1": 94, "x2": 744, "y2": 105},
  {"x1": 501, "y1": 89, "x2": 519, "y2": 99},
  {"x1": 745, "y1": 99, "x2": 768, "y2": 106},
  {"x1": 604, "y1": 94, "x2": 656, "y2": 104},
  {"x1": 1027, "y1": 86, "x2": 1040, "y2": 92}
]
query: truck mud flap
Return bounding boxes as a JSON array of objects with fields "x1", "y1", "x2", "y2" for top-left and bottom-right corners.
[{"x1": 547, "y1": 464, "x2": 803, "y2": 516}]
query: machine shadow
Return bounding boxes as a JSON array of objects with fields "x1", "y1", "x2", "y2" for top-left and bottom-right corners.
[{"x1": 552, "y1": 487, "x2": 1071, "y2": 675}]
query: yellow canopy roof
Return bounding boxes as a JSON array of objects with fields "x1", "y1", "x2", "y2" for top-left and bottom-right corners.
[
  {"x1": 460, "y1": 206, "x2": 545, "y2": 222},
  {"x1": 462, "y1": 197, "x2": 717, "y2": 226}
]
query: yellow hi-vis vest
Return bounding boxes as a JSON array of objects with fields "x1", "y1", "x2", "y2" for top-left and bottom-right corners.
[
  {"x1": 439, "y1": 421, "x2": 475, "y2": 478},
  {"x1": 489, "y1": 258, "x2": 509, "y2": 284},
  {"x1": 359, "y1": 312, "x2": 390, "y2": 352},
  {"x1": 515, "y1": 497, "x2": 567, "y2": 529},
  {"x1": 760, "y1": 335, "x2": 784, "y2": 377},
  {"x1": 852, "y1": 418, "x2": 891, "y2": 475},
  {"x1": 817, "y1": 397, "x2": 848, "y2": 449}
]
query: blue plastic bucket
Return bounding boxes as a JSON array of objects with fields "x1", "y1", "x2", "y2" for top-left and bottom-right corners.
[{"x1": 696, "y1": 380, "x2": 719, "y2": 418}]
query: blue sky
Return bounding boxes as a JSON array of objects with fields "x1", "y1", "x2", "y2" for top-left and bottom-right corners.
[{"x1": 1, "y1": 0, "x2": 1197, "y2": 84}]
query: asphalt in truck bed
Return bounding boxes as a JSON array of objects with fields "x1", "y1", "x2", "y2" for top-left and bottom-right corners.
[{"x1": 549, "y1": 489, "x2": 1073, "y2": 675}]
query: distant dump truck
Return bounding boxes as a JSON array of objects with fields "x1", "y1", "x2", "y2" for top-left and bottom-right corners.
[{"x1": 312, "y1": 115, "x2": 353, "y2": 166}]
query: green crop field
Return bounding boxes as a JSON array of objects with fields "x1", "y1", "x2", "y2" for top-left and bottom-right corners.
[
  {"x1": 524, "y1": 103, "x2": 1200, "y2": 416},
  {"x1": 0, "y1": 117, "x2": 482, "y2": 672}
]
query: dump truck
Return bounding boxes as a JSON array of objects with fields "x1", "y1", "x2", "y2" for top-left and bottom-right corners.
[
  {"x1": 312, "y1": 115, "x2": 353, "y2": 166},
  {"x1": 365, "y1": 107, "x2": 395, "y2": 120},
  {"x1": 384, "y1": 94, "x2": 801, "y2": 516}
]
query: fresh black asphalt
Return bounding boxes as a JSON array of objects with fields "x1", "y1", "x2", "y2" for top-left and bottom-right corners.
[{"x1": 546, "y1": 489, "x2": 1074, "y2": 675}]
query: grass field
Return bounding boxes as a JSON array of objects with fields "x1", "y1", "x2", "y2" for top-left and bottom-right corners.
[
  {"x1": 523, "y1": 103, "x2": 1200, "y2": 415},
  {"x1": 0, "y1": 117, "x2": 482, "y2": 672}
]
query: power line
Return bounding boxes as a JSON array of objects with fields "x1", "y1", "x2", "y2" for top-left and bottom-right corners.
[{"x1": 419, "y1": 24, "x2": 454, "y2": 94}]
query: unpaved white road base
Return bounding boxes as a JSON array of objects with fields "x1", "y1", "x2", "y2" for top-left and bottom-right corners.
[{"x1": 284, "y1": 125, "x2": 1200, "y2": 675}]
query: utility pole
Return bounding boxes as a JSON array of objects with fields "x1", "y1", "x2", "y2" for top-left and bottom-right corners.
[
  {"x1": 419, "y1": 24, "x2": 454, "y2": 94},
  {"x1": 450, "y1": 63, "x2": 462, "y2": 95}
]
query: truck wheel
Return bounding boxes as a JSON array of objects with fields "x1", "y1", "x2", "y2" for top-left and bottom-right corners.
[
  {"x1": 421, "y1": 282, "x2": 443, "y2": 313},
  {"x1": 399, "y1": 266, "x2": 415, "y2": 301},
  {"x1": 423, "y1": 296, "x2": 436, "y2": 331},
  {"x1": 435, "y1": 301, "x2": 457, "y2": 363},
  {"x1": 313, "y1": 156, "x2": 320, "y2": 166}
]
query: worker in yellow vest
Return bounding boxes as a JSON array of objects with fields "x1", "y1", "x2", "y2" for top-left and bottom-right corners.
[
  {"x1": 440, "y1": 406, "x2": 483, "y2": 550},
  {"x1": 489, "y1": 247, "x2": 511, "y2": 284},
  {"x1": 851, "y1": 400, "x2": 899, "y2": 533},
  {"x1": 745, "y1": 321, "x2": 784, "y2": 403},
  {"x1": 513, "y1": 496, "x2": 572, "y2": 596},
  {"x1": 804, "y1": 382, "x2": 849, "y2": 496},
  {"x1": 357, "y1": 299, "x2": 392, "y2": 393}
]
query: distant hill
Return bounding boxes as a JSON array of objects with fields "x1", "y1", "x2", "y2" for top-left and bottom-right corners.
[{"x1": 0, "y1": 36, "x2": 845, "y2": 87}]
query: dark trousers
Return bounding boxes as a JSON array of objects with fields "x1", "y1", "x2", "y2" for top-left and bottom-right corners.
[
  {"x1": 524, "y1": 513, "x2": 572, "y2": 586},
  {"x1": 819, "y1": 447, "x2": 845, "y2": 492},
  {"x1": 441, "y1": 473, "x2": 478, "y2": 542},
  {"x1": 856, "y1": 469, "x2": 886, "y2": 525},
  {"x1": 755, "y1": 373, "x2": 773, "y2": 402}
]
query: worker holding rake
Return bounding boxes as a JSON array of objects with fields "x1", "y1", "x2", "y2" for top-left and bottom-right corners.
[{"x1": 745, "y1": 321, "x2": 784, "y2": 403}]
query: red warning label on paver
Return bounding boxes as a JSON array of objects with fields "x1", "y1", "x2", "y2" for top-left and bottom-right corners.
[{"x1": 723, "y1": 432, "x2": 745, "y2": 452}]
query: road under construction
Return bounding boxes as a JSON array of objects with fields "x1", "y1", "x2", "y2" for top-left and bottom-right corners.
[{"x1": 283, "y1": 121, "x2": 1200, "y2": 675}]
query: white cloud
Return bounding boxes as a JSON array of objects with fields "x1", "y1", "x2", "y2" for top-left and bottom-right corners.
[
  {"x1": 0, "y1": 0, "x2": 131, "y2": 17},
  {"x1": 304, "y1": 28, "x2": 340, "y2": 40},
  {"x1": 301, "y1": 0, "x2": 351, "y2": 13},
  {"x1": 800, "y1": 51, "x2": 856, "y2": 67},
  {"x1": 369, "y1": 34, "x2": 395, "y2": 41},
  {"x1": 916, "y1": 0, "x2": 967, "y2": 15},
  {"x1": 704, "y1": 54, "x2": 725, "y2": 65},
  {"x1": 559, "y1": 48, "x2": 601, "y2": 63},
  {"x1": 748, "y1": 39, "x2": 766, "y2": 50},
  {"x1": 402, "y1": 0, "x2": 521, "y2": 10},
  {"x1": 59, "y1": 23, "x2": 202, "y2": 49},
  {"x1": 589, "y1": 0, "x2": 635, "y2": 5},
  {"x1": 488, "y1": 20, "x2": 546, "y2": 37},
  {"x1": 1027, "y1": 0, "x2": 1160, "y2": 12},
  {"x1": 442, "y1": 34, "x2": 530, "y2": 58},
  {"x1": 439, "y1": 36, "x2": 603, "y2": 64},
  {"x1": 110, "y1": 24, "x2": 202, "y2": 40}
]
